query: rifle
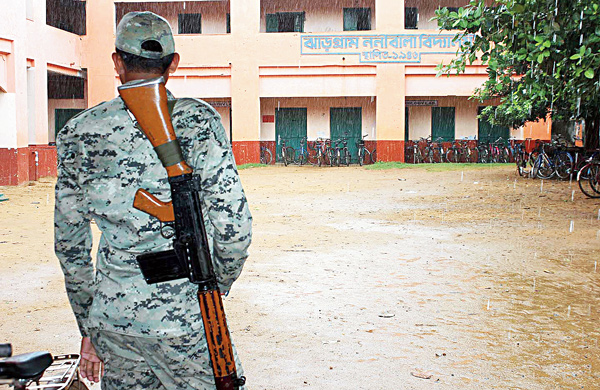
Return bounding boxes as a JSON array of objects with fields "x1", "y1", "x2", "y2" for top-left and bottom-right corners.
[{"x1": 118, "y1": 77, "x2": 245, "y2": 390}]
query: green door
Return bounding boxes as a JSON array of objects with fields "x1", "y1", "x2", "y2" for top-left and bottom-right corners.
[
  {"x1": 478, "y1": 107, "x2": 509, "y2": 144},
  {"x1": 55, "y1": 108, "x2": 84, "y2": 138},
  {"x1": 432, "y1": 107, "x2": 455, "y2": 142},
  {"x1": 276, "y1": 108, "x2": 307, "y2": 162},
  {"x1": 330, "y1": 108, "x2": 361, "y2": 163}
]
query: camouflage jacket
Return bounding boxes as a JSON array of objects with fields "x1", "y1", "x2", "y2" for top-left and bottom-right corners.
[{"x1": 54, "y1": 93, "x2": 252, "y2": 337}]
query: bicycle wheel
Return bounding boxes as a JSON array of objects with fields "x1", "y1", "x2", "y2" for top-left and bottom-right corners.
[
  {"x1": 328, "y1": 149, "x2": 335, "y2": 167},
  {"x1": 260, "y1": 148, "x2": 272, "y2": 165},
  {"x1": 371, "y1": 149, "x2": 376, "y2": 163},
  {"x1": 299, "y1": 152, "x2": 309, "y2": 166},
  {"x1": 578, "y1": 162, "x2": 600, "y2": 198},
  {"x1": 343, "y1": 148, "x2": 351, "y2": 166},
  {"x1": 516, "y1": 154, "x2": 528, "y2": 177},
  {"x1": 284, "y1": 147, "x2": 295, "y2": 166},
  {"x1": 534, "y1": 154, "x2": 554, "y2": 179},
  {"x1": 478, "y1": 148, "x2": 489, "y2": 163},
  {"x1": 424, "y1": 147, "x2": 433, "y2": 163},
  {"x1": 414, "y1": 149, "x2": 423, "y2": 164},
  {"x1": 446, "y1": 149, "x2": 459, "y2": 163},
  {"x1": 500, "y1": 148, "x2": 510, "y2": 163},
  {"x1": 554, "y1": 152, "x2": 574, "y2": 180},
  {"x1": 362, "y1": 149, "x2": 372, "y2": 165},
  {"x1": 358, "y1": 148, "x2": 364, "y2": 166},
  {"x1": 491, "y1": 149, "x2": 499, "y2": 163}
]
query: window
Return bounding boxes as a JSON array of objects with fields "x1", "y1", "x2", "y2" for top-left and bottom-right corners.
[
  {"x1": 343, "y1": 8, "x2": 371, "y2": 31},
  {"x1": 178, "y1": 13, "x2": 202, "y2": 34},
  {"x1": 55, "y1": 109, "x2": 84, "y2": 138},
  {"x1": 227, "y1": 13, "x2": 231, "y2": 33},
  {"x1": 405, "y1": 7, "x2": 418, "y2": 30},
  {"x1": 432, "y1": 107, "x2": 455, "y2": 142},
  {"x1": 266, "y1": 12, "x2": 305, "y2": 33},
  {"x1": 46, "y1": 0, "x2": 86, "y2": 35}
]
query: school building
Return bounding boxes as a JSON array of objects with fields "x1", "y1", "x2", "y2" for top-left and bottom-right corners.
[{"x1": 0, "y1": 0, "x2": 551, "y2": 185}]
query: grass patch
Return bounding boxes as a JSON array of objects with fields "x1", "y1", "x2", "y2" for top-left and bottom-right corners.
[
  {"x1": 238, "y1": 163, "x2": 269, "y2": 170},
  {"x1": 365, "y1": 162, "x2": 513, "y2": 172}
]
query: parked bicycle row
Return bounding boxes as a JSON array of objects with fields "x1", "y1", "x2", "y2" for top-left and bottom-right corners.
[
  {"x1": 260, "y1": 136, "x2": 377, "y2": 167},
  {"x1": 405, "y1": 136, "x2": 517, "y2": 164},
  {"x1": 514, "y1": 136, "x2": 600, "y2": 198}
]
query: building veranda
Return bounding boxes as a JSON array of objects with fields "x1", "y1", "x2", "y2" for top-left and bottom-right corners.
[{"x1": 0, "y1": 0, "x2": 552, "y2": 185}]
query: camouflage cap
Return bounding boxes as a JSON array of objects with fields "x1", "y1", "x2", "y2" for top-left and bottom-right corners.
[{"x1": 115, "y1": 12, "x2": 175, "y2": 59}]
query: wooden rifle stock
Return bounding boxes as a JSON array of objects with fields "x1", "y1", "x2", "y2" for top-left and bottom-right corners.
[
  {"x1": 118, "y1": 77, "x2": 245, "y2": 390},
  {"x1": 118, "y1": 77, "x2": 192, "y2": 178},
  {"x1": 133, "y1": 189, "x2": 174, "y2": 223}
]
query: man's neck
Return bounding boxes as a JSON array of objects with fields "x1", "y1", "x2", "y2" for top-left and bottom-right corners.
[{"x1": 122, "y1": 71, "x2": 167, "y2": 84}]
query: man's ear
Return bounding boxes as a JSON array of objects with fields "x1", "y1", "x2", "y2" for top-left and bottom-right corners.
[
  {"x1": 167, "y1": 53, "x2": 180, "y2": 75},
  {"x1": 112, "y1": 52, "x2": 126, "y2": 77}
]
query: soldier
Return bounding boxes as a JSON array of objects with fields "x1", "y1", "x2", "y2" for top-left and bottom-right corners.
[{"x1": 54, "y1": 11, "x2": 252, "y2": 389}]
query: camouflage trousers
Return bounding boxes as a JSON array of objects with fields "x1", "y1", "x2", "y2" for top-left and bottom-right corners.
[{"x1": 90, "y1": 330, "x2": 245, "y2": 390}]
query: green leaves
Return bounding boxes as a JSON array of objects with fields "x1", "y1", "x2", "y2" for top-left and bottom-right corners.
[{"x1": 435, "y1": 0, "x2": 600, "y2": 128}]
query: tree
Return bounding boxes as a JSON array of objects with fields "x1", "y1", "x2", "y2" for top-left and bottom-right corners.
[{"x1": 435, "y1": 0, "x2": 600, "y2": 149}]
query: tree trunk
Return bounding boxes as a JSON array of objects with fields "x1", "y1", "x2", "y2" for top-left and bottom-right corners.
[{"x1": 584, "y1": 114, "x2": 600, "y2": 150}]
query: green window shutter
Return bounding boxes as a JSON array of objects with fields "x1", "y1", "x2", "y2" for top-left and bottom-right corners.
[
  {"x1": 55, "y1": 108, "x2": 83, "y2": 138},
  {"x1": 266, "y1": 14, "x2": 278, "y2": 32},
  {"x1": 405, "y1": 7, "x2": 418, "y2": 29},
  {"x1": 294, "y1": 12, "x2": 305, "y2": 33},
  {"x1": 178, "y1": 13, "x2": 202, "y2": 34},
  {"x1": 358, "y1": 8, "x2": 372, "y2": 30},
  {"x1": 477, "y1": 106, "x2": 509, "y2": 143},
  {"x1": 344, "y1": 8, "x2": 358, "y2": 31},
  {"x1": 226, "y1": 13, "x2": 230, "y2": 33},
  {"x1": 432, "y1": 107, "x2": 455, "y2": 142}
]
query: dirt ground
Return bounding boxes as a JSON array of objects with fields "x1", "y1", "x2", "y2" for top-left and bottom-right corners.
[{"x1": 1, "y1": 164, "x2": 599, "y2": 389}]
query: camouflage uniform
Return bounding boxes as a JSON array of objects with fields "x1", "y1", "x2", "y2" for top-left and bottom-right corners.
[{"x1": 54, "y1": 92, "x2": 252, "y2": 389}]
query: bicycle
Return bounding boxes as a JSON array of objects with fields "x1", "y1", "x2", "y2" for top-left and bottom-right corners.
[
  {"x1": 407, "y1": 137, "x2": 428, "y2": 164},
  {"x1": 313, "y1": 138, "x2": 330, "y2": 167},
  {"x1": 338, "y1": 139, "x2": 351, "y2": 166},
  {"x1": 577, "y1": 158, "x2": 600, "y2": 198},
  {"x1": 0, "y1": 344, "x2": 88, "y2": 390},
  {"x1": 356, "y1": 134, "x2": 373, "y2": 166},
  {"x1": 291, "y1": 137, "x2": 309, "y2": 166},
  {"x1": 424, "y1": 137, "x2": 446, "y2": 163},
  {"x1": 328, "y1": 139, "x2": 350, "y2": 167},
  {"x1": 490, "y1": 137, "x2": 510, "y2": 163},
  {"x1": 577, "y1": 151, "x2": 600, "y2": 198},
  {"x1": 516, "y1": 138, "x2": 543, "y2": 177},
  {"x1": 279, "y1": 139, "x2": 294, "y2": 166},
  {"x1": 260, "y1": 145, "x2": 273, "y2": 165},
  {"x1": 532, "y1": 138, "x2": 574, "y2": 180},
  {"x1": 477, "y1": 141, "x2": 490, "y2": 163}
]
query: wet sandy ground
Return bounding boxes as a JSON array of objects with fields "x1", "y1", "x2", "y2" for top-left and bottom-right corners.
[{"x1": 1, "y1": 165, "x2": 599, "y2": 389}]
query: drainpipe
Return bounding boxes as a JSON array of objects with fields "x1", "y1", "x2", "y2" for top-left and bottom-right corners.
[{"x1": 33, "y1": 151, "x2": 39, "y2": 181}]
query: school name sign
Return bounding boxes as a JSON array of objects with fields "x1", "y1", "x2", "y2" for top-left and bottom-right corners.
[{"x1": 300, "y1": 34, "x2": 474, "y2": 63}]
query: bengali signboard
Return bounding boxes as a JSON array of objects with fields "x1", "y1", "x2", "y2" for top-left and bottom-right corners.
[
  {"x1": 300, "y1": 34, "x2": 474, "y2": 64},
  {"x1": 406, "y1": 100, "x2": 438, "y2": 106}
]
